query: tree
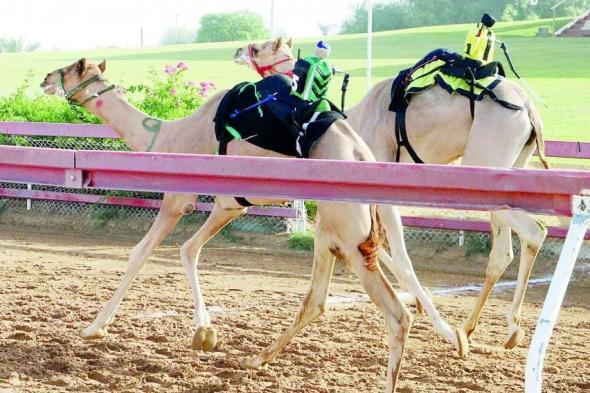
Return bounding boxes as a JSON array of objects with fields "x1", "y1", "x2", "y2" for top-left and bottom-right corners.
[
  {"x1": 0, "y1": 37, "x2": 39, "y2": 53},
  {"x1": 160, "y1": 27, "x2": 197, "y2": 45},
  {"x1": 339, "y1": 0, "x2": 590, "y2": 34},
  {"x1": 196, "y1": 10, "x2": 269, "y2": 43}
]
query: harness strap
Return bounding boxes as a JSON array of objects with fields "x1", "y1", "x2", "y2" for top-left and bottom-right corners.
[
  {"x1": 248, "y1": 44, "x2": 294, "y2": 78},
  {"x1": 216, "y1": 139, "x2": 254, "y2": 208},
  {"x1": 394, "y1": 105, "x2": 424, "y2": 164},
  {"x1": 78, "y1": 84, "x2": 116, "y2": 106}
]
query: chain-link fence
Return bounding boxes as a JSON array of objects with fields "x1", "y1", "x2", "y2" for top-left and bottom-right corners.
[
  {"x1": 1, "y1": 133, "x2": 589, "y2": 259},
  {"x1": 0, "y1": 134, "x2": 296, "y2": 233}
]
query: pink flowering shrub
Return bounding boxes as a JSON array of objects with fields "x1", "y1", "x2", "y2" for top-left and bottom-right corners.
[{"x1": 127, "y1": 62, "x2": 216, "y2": 120}]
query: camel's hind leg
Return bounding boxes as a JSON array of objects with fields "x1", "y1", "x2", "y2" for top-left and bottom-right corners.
[
  {"x1": 345, "y1": 251, "x2": 412, "y2": 393},
  {"x1": 246, "y1": 209, "x2": 411, "y2": 393},
  {"x1": 180, "y1": 199, "x2": 246, "y2": 352},
  {"x1": 461, "y1": 212, "x2": 514, "y2": 339},
  {"x1": 81, "y1": 193, "x2": 194, "y2": 339},
  {"x1": 460, "y1": 118, "x2": 547, "y2": 348},
  {"x1": 244, "y1": 224, "x2": 336, "y2": 369},
  {"x1": 377, "y1": 205, "x2": 468, "y2": 357}
]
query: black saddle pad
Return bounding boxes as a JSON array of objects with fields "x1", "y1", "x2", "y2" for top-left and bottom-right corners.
[{"x1": 214, "y1": 75, "x2": 344, "y2": 158}]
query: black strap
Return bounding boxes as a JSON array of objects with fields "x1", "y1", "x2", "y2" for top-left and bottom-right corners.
[
  {"x1": 394, "y1": 105, "x2": 424, "y2": 164},
  {"x1": 218, "y1": 140, "x2": 229, "y2": 156},
  {"x1": 215, "y1": 138, "x2": 252, "y2": 207},
  {"x1": 234, "y1": 197, "x2": 254, "y2": 207}
]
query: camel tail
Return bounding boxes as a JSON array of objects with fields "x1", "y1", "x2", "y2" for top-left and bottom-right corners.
[
  {"x1": 358, "y1": 205, "x2": 386, "y2": 271},
  {"x1": 528, "y1": 100, "x2": 551, "y2": 170}
]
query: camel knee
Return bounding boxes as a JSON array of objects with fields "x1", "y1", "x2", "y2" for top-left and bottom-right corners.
[{"x1": 180, "y1": 241, "x2": 199, "y2": 271}]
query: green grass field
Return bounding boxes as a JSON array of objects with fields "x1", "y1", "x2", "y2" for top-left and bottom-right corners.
[{"x1": 0, "y1": 17, "x2": 588, "y2": 141}]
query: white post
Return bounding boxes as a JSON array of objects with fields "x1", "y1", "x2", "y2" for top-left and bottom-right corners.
[
  {"x1": 525, "y1": 193, "x2": 590, "y2": 393},
  {"x1": 26, "y1": 183, "x2": 32, "y2": 210},
  {"x1": 297, "y1": 200, "x2": 307, "y2": 233},
  {"x1": 270, "y1": 0, "x2": 276, "y2": 39},
  {"x1": 458, "y1": 211, "x2": 465, "y2": 247},
  {"x1": 367, "y1": 0, "x2": 373, "y2": 91}
]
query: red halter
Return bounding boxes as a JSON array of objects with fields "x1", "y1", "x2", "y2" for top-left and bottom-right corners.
[{"x1": 248, "y1": 44, "x2": 294, "y2": 78}]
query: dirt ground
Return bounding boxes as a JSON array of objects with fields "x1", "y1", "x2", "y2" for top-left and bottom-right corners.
[{"x1": 0, "y1": 225, "x2": 588, "y2": 393}]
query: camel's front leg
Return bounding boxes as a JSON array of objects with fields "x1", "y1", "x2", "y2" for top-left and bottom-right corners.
[
  {"x1": 245, "y1": 228, "x2": 336, "y2": 369},
  {"x1": 180, "y1": 199, "x2": 246, "y2": 352},
  {"x1": 377, "y1": 205, "x2": 469, "y2": 357},
  {"x1": 81, "y1": 193, "x2": 194, "y2": 339}
]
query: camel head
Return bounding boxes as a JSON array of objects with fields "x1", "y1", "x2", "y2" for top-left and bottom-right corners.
[
  {"x1": 40, "y1": 58, "x2": 107, "y2": 103},
  {"x1": 234, "y1": 37, "x2": 294, "y2": 78}
]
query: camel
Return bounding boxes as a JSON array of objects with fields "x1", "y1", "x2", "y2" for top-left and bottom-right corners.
[
  {"x1": 235, "y1": 38, "x2": 550, "y2": 351},
  {"x1": 39, "y1": 39, "x2": 465, "y2": 392}
]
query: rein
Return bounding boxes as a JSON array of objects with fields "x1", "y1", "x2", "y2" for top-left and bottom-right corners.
[
  {"x1": 248, "y1": 44, "x2": 294, "y2": 78},
  {"x1": 61, "y1": 70, "x2": 115, "y2": 107}
]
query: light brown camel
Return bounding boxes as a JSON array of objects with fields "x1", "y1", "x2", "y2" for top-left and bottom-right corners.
[
  {"x1": 39, "y1": 41, "x2": 465, "y2": 391},
  {"x1": 235, "y1": 38, "x2": 550, "y2": 350}
]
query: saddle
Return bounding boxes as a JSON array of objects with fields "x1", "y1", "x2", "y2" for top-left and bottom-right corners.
[
  {"x1": 214, "y1": 74, "x2": 345, "y2": 159},
  {"x1": 388, "y1": 48, "x2": 522, "y2": 163}
]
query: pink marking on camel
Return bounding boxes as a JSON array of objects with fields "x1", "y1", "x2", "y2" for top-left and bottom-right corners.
[{"x1": 95, "y1": 99, "x2": 103, "y2": 108}]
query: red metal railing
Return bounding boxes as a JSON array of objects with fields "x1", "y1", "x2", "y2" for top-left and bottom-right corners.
[
  {"x1": 1, "y1": 146, "x2": 589, "y2": 214},
  {"x1": 1, "y1": 121, "x2": 589, "y2": 234}
]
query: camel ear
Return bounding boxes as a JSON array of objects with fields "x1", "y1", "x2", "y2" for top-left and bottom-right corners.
[
  {"x1": 273, "y1": 37, "x2": 283, "y2": 52},
  {"x1": 76, "y1": 58, "x2": 87, "y2": 75},
  {"x1": 98, "y1": 59, "x2": 107, "y2": 73},
  {"x1": 287, "y1": 38, "x2": 293, "y2": 49}
]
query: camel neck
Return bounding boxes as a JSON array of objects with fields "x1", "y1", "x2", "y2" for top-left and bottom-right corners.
[{"x1": 83, "y1": 84, "x2": 217, "y2": 154}]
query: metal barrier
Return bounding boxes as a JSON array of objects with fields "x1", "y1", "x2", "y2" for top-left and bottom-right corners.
[{"x1": 1, "y1": 121, "x2": 589, "y2": 237}]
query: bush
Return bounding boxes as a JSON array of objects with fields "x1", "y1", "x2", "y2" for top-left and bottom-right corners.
[
  {"x1": 0, "y1": 64, "x2": 216, "y2": 149},
  {"x1": 304, "y1": 201, "x2": 317, "y2": 222},
  {"x1": 289, "y1": 231, "x2": 314, "y2": 251},
  {"x1": 126, "y1": 62, "x2": 215, "y2": 120},
  {"x1": 464, "y1": 232, "x2": 492, "y2": 258}
]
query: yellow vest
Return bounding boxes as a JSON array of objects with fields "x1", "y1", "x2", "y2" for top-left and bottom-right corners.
[{"x1": 464, "y1": 24, "x2": 496, "y2": 64}]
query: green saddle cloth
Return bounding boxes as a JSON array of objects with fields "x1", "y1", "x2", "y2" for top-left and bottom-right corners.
[{"x1": 406, "y1": 58, "x2": 501, "y2": 101}]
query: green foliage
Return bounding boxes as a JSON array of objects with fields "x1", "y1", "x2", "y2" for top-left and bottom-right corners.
[
  {"x1": 0, "y1": 37, "x2": 39, "y2": 53},
  {"x1": 289, "y1": 231, "x2": 314, "y2": 251},
  {"x1": 0, "y1": 200, "x2": 8, "y2": 216},
  {"x1": 0, "y1": 72, "x2": 100, "y2": 124},
  {"x1": 341, "y1": 0, "x2": 590, "y2": 33},
  {"x1": 126, "y1": 62, "x2": 215, "y2": 120},
  {"x1": 91, "y1": 205, "x2": 120, "y2": 228},
  {"x1": 304, "y1": 201, "x2": 317, "y2": 222},
  {"x1": 220, "y1": 227, "x2": 244, "y2": 243},
  {"x1": 196, "y1": 10, "x2": 269, "y2": 43},
  {"x1": 464, "y1": 232, "x2": 492, "y2": 258},
  {"x1": 0, "y1": 64, "x2": 215, "y2": 151}
]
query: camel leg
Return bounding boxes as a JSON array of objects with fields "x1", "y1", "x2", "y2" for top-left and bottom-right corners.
[
  {"x1": 81, "y1": 193, "x2": 194, "y2": 339},
  {"x1": 460, "y1": 134, "x2": 547, "y2": 348},
  {"x1": 497, "y1": 210, "x2": 547, "y2": 349},
  {"x1": 245, "y1": 237, "x2": 411, "y2": 393},
  {"x1": 180, "y1": 201, "x2": 246, "y2": 352},
  {"x1": 346, "y1": 252, "x2": 413, "y2": 393},
  {"x1": 377, "y1": 206, "x2": 468, "y2": 357},
  {"x1": 461, "y1": 212, "x2": 514, "y2": 339},
  {"x1": 244, "y1": 227, "x2": 336, "y2": 369}
]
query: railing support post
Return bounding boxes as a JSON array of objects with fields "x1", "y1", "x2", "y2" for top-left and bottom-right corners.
[
  {"x1": 525, "y1": 193, "x2": 590, "y2": 392},
  {"x1": 26, "y1": 183, "x2": 32, "y2": 210}
]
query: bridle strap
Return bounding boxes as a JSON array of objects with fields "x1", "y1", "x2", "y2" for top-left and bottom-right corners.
[
  {"x1": 62, "y1": 72, "x2": 115, "y2": 107},
  {"x1": 248, "y1": 44, "x2": 294, "y2": 78},
  {"x1": 78, "y1": 84, "x2": 116, "y2": 106}
]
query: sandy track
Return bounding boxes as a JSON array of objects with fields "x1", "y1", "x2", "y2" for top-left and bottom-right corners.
[{"x1": 0, "y1": 228, "x2": 588, "y2": 392}]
